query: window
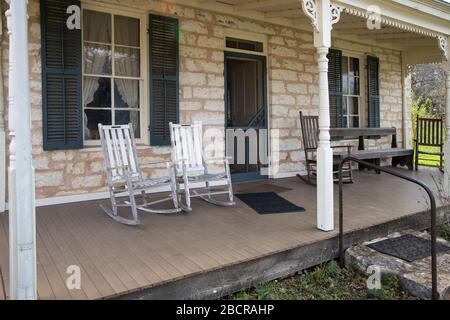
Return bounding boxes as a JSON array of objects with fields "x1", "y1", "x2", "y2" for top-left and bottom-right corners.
[
  {"x1": 82, "y1": 9, "x2": 144, "y2": 142},
  {"x1": 42, "y1": 2, "x2": 177, "y2": 149},
  {"x1": 341, "y1": 56, "x2": 361, "y2": 128},
  {"x1": 328, "y1": 49, "x2": 367, "y2": 128},
  {"x1": 226, "y1": 37, "x2": 264, "y2": 53}
]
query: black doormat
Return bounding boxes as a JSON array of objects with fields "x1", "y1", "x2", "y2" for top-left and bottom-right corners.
[
  {"x1": 236, "y1": 192, "x2": 305, "y2": 215},
  {"x1": 368, "y1": 234, "x2": 450, "y2": 262}
]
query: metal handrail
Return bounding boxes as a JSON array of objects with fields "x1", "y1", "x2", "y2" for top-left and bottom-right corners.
[{"x1": 338, "y1": 157, "x2": 438, "y2": 300}]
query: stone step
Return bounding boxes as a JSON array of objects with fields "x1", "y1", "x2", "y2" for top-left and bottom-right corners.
[{"x1": 345, "y1": 230, "x2": 450, "y2": 299}]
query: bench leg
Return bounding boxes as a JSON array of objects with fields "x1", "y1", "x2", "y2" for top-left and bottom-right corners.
[
  {"x1": 375, "y1": 159, "x2": 381, "y2": 174},
  {"x1": 407, "y1": 155, "x2": 414, "y2": 171}
]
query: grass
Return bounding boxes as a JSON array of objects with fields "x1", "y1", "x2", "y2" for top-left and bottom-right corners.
[
  {"x1": 415, "y1": 145, "x2": 443, "y2": 168},
  {"x1": 227, "y1": 261, "x2": 416, "y2": 300},
  {"x1": 438, "y1": 222, "x2": 450, "y2": 241}
]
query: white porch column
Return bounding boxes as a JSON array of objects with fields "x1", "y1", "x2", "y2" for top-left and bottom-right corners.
[
  {"x1": 444, "y1": 60, "x2": 450, "y2": 190},
  {"x1": 6, "y1": 0, "x2": 37, "y2": 300},
  {"x1": 316, "y1": 44, "x2": 334, "y2": 231},
  {"x1": 0, "y1": 13, "x2": 5, "y2": 213},
  {"x1": 401, "y1": 57, "x2": 413, "y2": 150},
  {"x1": 302, "y1": 0, "x2": 340, "y2": 231}
]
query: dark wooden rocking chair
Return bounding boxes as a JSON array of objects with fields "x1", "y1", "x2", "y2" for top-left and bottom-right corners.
[
  {"x1": 297, "y1": 111, "x2": 353, "y2": 185},
  {"x1": 414, "y1": 115, "x2": 444, "y2": 172}
]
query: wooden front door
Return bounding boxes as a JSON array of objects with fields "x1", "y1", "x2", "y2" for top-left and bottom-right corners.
[{"x1": 225, "y1": 52, "x2": 268, "y2": 181}]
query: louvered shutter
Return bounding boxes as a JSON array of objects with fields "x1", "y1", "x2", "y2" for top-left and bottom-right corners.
[
  {"x1": 367, "y1": 56, "x2": 380, "y2": 128},
  {"x1": 41, "y1": 0, "x2": 83, "y2": 150},
  {"x1": 327, "y1": 49, "x2": 343, "y2": 128},
  {"x1": 149, "y1": 15, "x2": 179, "y2": 146}
]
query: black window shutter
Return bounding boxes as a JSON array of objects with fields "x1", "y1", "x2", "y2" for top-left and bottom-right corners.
[
  {"x1": 149, "y1": 15, "x2": 179, "y2": 146},
  {"x1": 327, "y1": 49, "x2": 343, "y2": 128},
  {"x1": 367, "y1": 56, "x2": 380, "y2": 128},
  {"x1": 41, "y1": 0, "x2": 83, "y2": 150}
]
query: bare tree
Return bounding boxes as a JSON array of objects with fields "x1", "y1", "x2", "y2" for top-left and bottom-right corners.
[{"x1": 411, "y1": 64, "x2": 446, "y2": 116}]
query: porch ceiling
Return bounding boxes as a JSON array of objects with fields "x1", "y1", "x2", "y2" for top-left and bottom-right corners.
[{"x1": 194, "y1": 0, "x2": 449, "y2": 62}]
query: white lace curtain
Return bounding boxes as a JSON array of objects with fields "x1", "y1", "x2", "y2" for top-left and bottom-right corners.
[
  {"x1": 83, "y1": 11, "x2": 111, "y2": 106},
  {"x1": 114, "y1": 17, "x2": 140, "y2": 131}
]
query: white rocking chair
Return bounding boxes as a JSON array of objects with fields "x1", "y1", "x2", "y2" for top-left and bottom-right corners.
[
  {"x1": 98, "y1": 123, "x2": 181, "y2": 225},
  {"x1": 169, "y1": 121, "x2": 235, "y2": 211}
]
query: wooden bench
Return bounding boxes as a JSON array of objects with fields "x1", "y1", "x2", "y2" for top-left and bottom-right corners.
[{"x1": 330, "y1": 127, "x2": 413, "y2": 172}]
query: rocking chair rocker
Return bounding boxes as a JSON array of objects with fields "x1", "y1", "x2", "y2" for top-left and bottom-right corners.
[
  {"x1": 99, "y1": 123, "x2": 181, "y2": 225},
  {"x1": 169, "y1": 121, "x2": 235, "y2": 211}
]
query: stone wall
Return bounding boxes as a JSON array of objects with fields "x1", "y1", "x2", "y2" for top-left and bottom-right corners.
[{"x1": 1, "y1": 0, "x2": 405, "y2": 199}]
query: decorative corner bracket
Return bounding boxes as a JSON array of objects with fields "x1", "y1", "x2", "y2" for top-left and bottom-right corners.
[
  {"x1": 300, "y1": 0, "x2": 318, "y2": 32},
  {"x1": 330, "y1": 4, "x2": 342, "y2": 28},
  {"x1": 300, "y1": 1, "x2": 341, "y2": 32},
  {"x1": 438, "y1": 36, "x2": 448, "y2": 61}
]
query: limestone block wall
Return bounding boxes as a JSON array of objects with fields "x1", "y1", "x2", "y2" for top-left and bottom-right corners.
[{"x1": 1, "y1": 0, "x2": 406, "y2": 199}]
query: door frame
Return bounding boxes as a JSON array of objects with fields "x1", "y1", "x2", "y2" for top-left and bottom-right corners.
[{"x1": 224, "y1": 51, "x2": 268, "y2": 182}]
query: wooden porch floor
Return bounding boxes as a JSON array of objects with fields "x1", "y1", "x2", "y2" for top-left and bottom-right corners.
[{"x1": 0, "y1": 168, "x2": 445, "y2": 300}]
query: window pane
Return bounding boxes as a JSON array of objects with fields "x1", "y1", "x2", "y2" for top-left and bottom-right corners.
[
  {"x1": 349, "y1": 97, "x2": 359, "y2": 115},
  {"x1": 115, "y1": 110, "x2": 140, "y2": 138},
  {"x1": 84, "y1": 109, "x2": 112, "y2": 140},
  {"x1": 114, "y1": 47, "x2": 140, "y2": 77},
  {"x1": 342, "y1": 57, "x2": 348, "y2": 94},
  {"x1": 84, "y1": 43, "x2": 112, "y2": 75},
  {"x1": 114, "y1": 79, "x2": 140, "y2": 109},
  {"x1": 342, "y1": 75, "x2": 348, "y2": 95},
  {"x1": 84, "y1": 77, "x2": 111, "y2": 108},
  {"x1": 83, "y1": 10, "x2": 111, "y2": 43},
  {"x1": 115, "y1": 15, "x2": 140, "y2": 47},
  {"x1": 342, "y1": 97, "x2": 348, "y2": 116},
  {"x1": 350, "y1": 116, "x2": 359, "y2": 128},
  {"x1": 349, "y1": 76, "x2": 360, "y2": 95},
  {"x1": 349, "y1": 58, "x2": 359, "y2": 77},
  {"x1": 342, "y1": 116, "x2": 348, "y2": 128}
]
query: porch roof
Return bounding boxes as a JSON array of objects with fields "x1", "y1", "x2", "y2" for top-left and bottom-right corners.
[
  {"x1": 184, "y1": 0, "x2": 450, "y2": 64},
  {"x1": 0, "y1": 168, "x2": 445, "y2": 300}
]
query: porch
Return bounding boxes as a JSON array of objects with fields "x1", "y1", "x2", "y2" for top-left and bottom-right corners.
[
  {"x1": 0, "y1": 167, "x2": 445, "y2": 300},
  {"x1": 1, "y1": 0, "x2": 450, "y2": 300}
]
